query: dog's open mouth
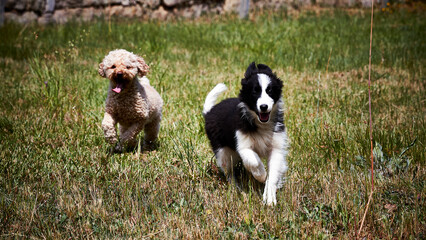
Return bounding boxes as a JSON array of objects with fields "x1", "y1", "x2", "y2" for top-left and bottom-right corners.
[
  {"x1": 112, "y1": 83, "x2": 123, "y2": 93},
  {"x1": 258, "y1": 112, "x2": 270, "y2": 122},
  {"x1": 112, "y1": 76, "x2": 125, "y2": 93}
]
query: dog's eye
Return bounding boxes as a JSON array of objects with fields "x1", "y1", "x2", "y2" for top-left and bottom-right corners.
[
  {"x1": 254, "y1": 86, "x2": 261, "y2": 93},
  {"x1": 266, "y1": 86, "x2": 272, "y2": 94},
  {"x1": 126, "y1": 66, "x2": 132, "y2": 69},
  {"x1": 111, "y1": 65, "x2": 116, "y2": 69}
]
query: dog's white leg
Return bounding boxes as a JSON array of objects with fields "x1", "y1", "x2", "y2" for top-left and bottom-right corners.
[
  {"x1": 238, "y1": 149, "x2": 267, "y2": 183},
  {"x1": 216, "y1": 148, "x2": 232, "y2": 176},
  {"x1": 102, "y1": 112, "x2": 118, "y2": 144},
  {"x1": 216, "y1": 147, "x2": 240, "y2": 183},
  {"x1": 263, "y1": 131, "x2": 289, "y2": 206},
  {"x1": 236, "y1": 131, "x2": 267, "y2": 182}
]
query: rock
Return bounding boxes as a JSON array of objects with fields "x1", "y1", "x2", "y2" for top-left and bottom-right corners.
[
  {"x1": 122, "y1": 0, "x2": 131, "y2": 6},
  {"x1": 38, "y1": 13, "x2": 54, "y2": 24},
  {"x1": 19, "y1": 11, "x2": 38, "y2": 24},
  {"x1": 81, "y1": 7, "x2": 102, "y2": 20},
  {"x1": 55, "y1": 0, "x2": 82, "y2": 9},
  {"x1": 137, "y1": 0, "x2": 160, "y2": 8},
  {"x1": 223, "y1": 0, "x2": 240, "y2": 13},
  {"x1": 122, "y1": 5, "x2": 143, "y2": 17},
  {"x1": 163, "y1": 0, "x2": 187, "y2": 7},
  {"x1": 193, "y1": 4, "x2": 206, "y2": 18},
  {"x1": 52, "y1": 8, "x2": 83, "y2": 24},
  {"x1": 4, "y1": 12, "x2": 20, "y2": 23},
  {"x1": 52, "y1": 9, "x2": 68, "y2": 24},
  {"x1": 151, "y1": 6, "x2": 168, "y2": 20},
  {"x1": 105, "y1": 5, "x2": 124, "y2": 16},
  {"x1": 81, "y1": 7, "x2": 95, "y2": 21},
  {"x1": 3, "y1": 0, "x2": 370, "y2": 25},
  {"x1": 181, "y1": 4, "x2": 204, "y2": 18},
  {"x1": 82, "y1": 0, "x2": 102, "y2": 7}
]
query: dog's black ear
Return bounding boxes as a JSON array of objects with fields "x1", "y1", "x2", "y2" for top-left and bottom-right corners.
[
  {"x1": 257, "y1": 64, "x2": 273, "y2": 75},
  {"x1": 241, "y1": 77, "x2": 247, "y2": 86},
  {"x1": 276, "y1": 77, "x2": 283, "y2": 92},
  {"x1": 98, "y1": 63, "x2": 106, "y2": 77},
  {"x1": 244, "y1": 62, "x2": 257, "y2": 78}
]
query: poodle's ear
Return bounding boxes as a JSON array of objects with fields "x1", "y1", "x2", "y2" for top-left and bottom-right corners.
[
  {"x1": 136, "y1": 56, "x2": 150, "y2": 77},
  {"x1": 98, "y1": 63, "x2": 106, "y2": 77}
]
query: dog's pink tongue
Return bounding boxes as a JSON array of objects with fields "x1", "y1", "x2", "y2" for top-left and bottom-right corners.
[{"x1": 112, "y1": 87, "x2": 121, "y2": 93}]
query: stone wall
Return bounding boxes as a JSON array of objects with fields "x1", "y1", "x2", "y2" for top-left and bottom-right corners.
[{"x1": 2, "y1": 0, "x2": 383, "y2": 24}]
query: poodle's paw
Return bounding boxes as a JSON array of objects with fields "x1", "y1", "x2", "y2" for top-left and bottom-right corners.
[
  {"x1": 109, "y1": 143, "x2": 124, "y2": 154},
  {"x1": 143, "y1": 140, "x2": 159, "y2": 151}
]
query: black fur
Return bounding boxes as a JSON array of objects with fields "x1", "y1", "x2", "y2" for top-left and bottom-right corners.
[{"x1": 204, "y1": 98, "x2": 240, "y2": 151}]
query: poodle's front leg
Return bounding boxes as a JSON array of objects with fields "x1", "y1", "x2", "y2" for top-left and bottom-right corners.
[
  {"x1": 119, "y1": 123, "x2": 144, "y2": 148},
  {"x1": 263, "y1": 131, "x2": 289, "y2": 206},
  {"x1": 143, "y1": 115, "x2": 161, "y2": 146},
  {"x1": 102, "y1": 112, "x2": 118, "y2": 145}
]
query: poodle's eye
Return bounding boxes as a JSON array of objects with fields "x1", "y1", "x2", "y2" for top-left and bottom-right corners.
[
  {"x1": 126, "y1": 66, "x2": 132, "y2": 69},
  {"x1": 111, "y1": 65, "x2": 116, "y2": 69}
]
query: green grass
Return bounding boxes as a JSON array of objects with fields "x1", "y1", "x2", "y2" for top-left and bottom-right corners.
[{"x1": 0, "y1": 8, "x2": 425, "y2": 238}]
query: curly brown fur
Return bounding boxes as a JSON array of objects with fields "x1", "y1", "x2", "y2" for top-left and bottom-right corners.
[{"x1": 98, "y1": 49, "x2": 163, "y2": 152}]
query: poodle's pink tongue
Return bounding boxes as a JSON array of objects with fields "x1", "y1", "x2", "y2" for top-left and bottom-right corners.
[{"x1": 112, "y1": 87, "x2": 122, "y2": 93}]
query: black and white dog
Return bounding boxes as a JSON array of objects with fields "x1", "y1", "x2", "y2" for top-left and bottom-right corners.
[{"x1": 203, "y1": 62, "x2": 289, "y2": 205}]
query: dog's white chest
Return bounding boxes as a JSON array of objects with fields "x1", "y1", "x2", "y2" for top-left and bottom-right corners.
[{"x1": 236, "y1": 130, "x2": 273, "y2": 158}]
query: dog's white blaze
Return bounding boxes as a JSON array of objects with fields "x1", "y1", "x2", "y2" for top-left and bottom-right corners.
[{"x1": 256, "y1": 74, "x2": 274, "y2": 113}]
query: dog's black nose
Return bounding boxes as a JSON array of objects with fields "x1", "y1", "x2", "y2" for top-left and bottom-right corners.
[
  {"x1": 117, "y1": 71, "x2": 123, "y2": 76},
  {"x1": 260, "y1": 104, "x2": 268, "y2": 112}
]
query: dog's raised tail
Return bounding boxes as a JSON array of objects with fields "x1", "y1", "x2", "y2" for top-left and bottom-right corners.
[{"x1": 203, "y1": 83, "x2": 227, "y2": 116}]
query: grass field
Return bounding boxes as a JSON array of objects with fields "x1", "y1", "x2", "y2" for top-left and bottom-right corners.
[{"x1": 0, "y1": 7, "x2": 425, "y2": 239}]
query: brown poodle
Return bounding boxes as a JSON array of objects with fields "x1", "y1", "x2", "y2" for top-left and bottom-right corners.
[{"x1": 98, "y1": 49, "x2": 163, "y2": 152}]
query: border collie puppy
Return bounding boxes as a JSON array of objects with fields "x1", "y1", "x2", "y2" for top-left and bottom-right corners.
[{"x1": 203, "y1": 62, "x2": 289, "y2": 205}]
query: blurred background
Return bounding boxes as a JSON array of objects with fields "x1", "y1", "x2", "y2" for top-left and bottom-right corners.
[{"x1": 2, "y1": 0, "x2": 421, "y2": 25}]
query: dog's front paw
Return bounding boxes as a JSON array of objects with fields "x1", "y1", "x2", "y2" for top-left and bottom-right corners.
[
  {"x1": 263, "y1": 179, "x2": 277, "y2": 206},
  {"x1": 143, "y1": 140, "x2": 159, "y2": 151},
  {"x1": 109, "y1": 142, "x2": 123, "y2": 154},
  {"x1": 251, "y1": 166, "x2": 267, "y2": 183}
]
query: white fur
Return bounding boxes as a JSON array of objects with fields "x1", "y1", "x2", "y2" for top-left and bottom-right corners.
[
  {"x1": 263, "y1": 131, "x2": 289, "y2": 205},
  {"x1": 216, "y1": 147, "x2": 241, "y2": 181},
  {"x1": 203, "y1": 83, "x2": 228, "y2": 115}
]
